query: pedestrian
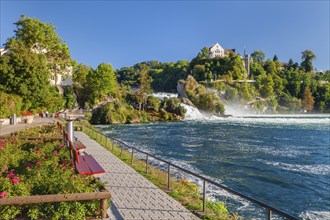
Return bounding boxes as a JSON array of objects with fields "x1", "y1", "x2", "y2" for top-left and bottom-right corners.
[{"x1": 45, "y1": 110, "x2": 49, "y2": 118}]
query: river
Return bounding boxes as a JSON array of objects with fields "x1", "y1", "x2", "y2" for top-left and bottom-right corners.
[{"x1": 96, "y1": 113, "x2": 330, "y2": 219}]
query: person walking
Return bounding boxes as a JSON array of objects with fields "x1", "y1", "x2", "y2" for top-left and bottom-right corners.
[{"x1": 45, "y1": 111, "x2": 49, "y2": 118}]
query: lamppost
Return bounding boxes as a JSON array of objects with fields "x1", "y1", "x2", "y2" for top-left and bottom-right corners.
[{"x1": 66, "y1": 115, "x2": 75, "y2": 142}]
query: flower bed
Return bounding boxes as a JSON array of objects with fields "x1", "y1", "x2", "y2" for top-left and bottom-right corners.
[
  {"x1": 21, "y1": 112, "x2": 34, "y2": 124},
  {"x1": 0, "y1": 124, "x2": 105, "y2": 219}
]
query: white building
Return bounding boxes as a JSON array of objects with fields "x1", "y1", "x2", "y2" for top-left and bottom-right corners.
[
  {"x1": 208, "y1": 43, "x2": 235, "y2": 58},
  {"x1": 0, "y1": 48, "x2": 8, "y2": 56}
]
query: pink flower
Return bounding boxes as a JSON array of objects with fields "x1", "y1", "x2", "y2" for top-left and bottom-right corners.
[
  {"x1": 0, "y1": 146, "x2": 4, "y2": 150},
  {"x1": 11, "y1": 177, "x2": 20, "y2": 184},
  {"x1": 1, "y1": 165, "x2": 8, "y2": 171},
  {"x1": 0, "y1": 192, "x2": 7, "y2": 198},
  {"x1": 52, "y1": 150, "x2": 59, "y2": 156},
  {"x1": 58, "y1": 143, "x2": 63, "y2": 148},
  {"x1": 35, "y1": 161, "x2": 41, "y2": 166},
  {"x1": 7, "y1": 172, "x2": 15, "y2": 179},
  {"x1": 44, "y1": 155, "x2": 49, "y2": 159},
  {"x1": 35, "y1": 148, "x2": 42, "y2": 157}
]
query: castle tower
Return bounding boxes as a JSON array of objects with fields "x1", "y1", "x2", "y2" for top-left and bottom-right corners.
[{"x1": 244, "y1": 48, "x2": 251, "y2": 78}]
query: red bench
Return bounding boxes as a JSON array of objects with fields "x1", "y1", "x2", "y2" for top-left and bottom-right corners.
[
  {"x1": 57, "y1": 122, "x2": 105, "y2": 176},
  {"x1": 74, "y1": 140, "x2": 86, "y2": 152},
  {"x1": 69, "y1": 140, "x2": 105, "y2": 176}
]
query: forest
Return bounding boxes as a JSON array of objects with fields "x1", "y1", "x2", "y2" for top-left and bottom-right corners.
[{"x1": 1, "y1": 16, "x2": 329, "y2": 123}]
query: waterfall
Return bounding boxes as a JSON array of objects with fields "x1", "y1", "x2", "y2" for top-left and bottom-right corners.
[
  {"x1": 152, "y1": 92, "x2": 206, "y2": 120},
  {"x1": 180, "y1": 103, "x2": 204, "y2": 120},
  {"x1": 152, "y1": 92, "x2": 178, "y2": 100}
]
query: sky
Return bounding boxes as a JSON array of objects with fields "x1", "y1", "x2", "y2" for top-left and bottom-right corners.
[{"x1": 1, "y1": 1, "x2": 329, "y2": 71}]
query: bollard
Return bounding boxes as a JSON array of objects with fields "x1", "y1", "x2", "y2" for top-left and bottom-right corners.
[
  {"x1": 167, "y1": 164, "x2": 171, "y2": 190},
  {"x1": 66, "y1": 120, "x2": 74, "y2": 142},
  {"x1": 146, "y1": 155, "x2": 149, "y2": 174},
  {"x1": 202, "y1": 180, "x2": 206, "y2": 212}
]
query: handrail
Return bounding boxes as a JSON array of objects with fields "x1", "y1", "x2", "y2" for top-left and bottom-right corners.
[
  {"x1": 82, "y1": 125, "x2": 299, "y2": 220},
  {"x1": 0, "y1": 192, "x2": 111, "y2": 218}
]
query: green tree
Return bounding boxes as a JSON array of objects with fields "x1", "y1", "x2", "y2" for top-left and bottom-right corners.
[
  {"x1": 88, "y1": 63, "x2": 117, "y2": 104},
  {"x1": 0, "y1": 39, "x2": 63, "y2": 111},
  {"x1": 12, "y1": 15, "x2": 72, "y2": 83},
  {"x1": 256, "y1": 73, "x2": 274, "y2": 98},
  {"x1": 301, "y1": 50, "x2": 316, "y2": 72},
  {"x1": 251, "y1": 50, "x2": 265, "y2": 63},
  {"x1": 72, "y1": 63, "x2": 93, "y2": 108},
  {"x1": 250, "y1": 62, "x2": 266, "y2": 78}
]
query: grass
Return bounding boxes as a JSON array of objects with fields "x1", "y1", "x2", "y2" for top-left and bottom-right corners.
[{"x1": 79, "y1": 124, "x2": 238, "y2": 220}]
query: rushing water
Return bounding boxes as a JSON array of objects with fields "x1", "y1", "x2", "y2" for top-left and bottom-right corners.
[{"x1": 96, "y1": 114, "x2": 330, "y2": 219}]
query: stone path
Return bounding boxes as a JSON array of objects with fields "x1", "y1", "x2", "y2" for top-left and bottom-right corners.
[
  {"x1": 75, "y1": 131, "x2": 199, "y2": 220},
  {"x1": 0, "y1": 116, "x2": 58, "y2": 137}
]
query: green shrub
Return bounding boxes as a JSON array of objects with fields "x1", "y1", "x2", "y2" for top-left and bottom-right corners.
[
  {"x1": 0, "y1": 92, "x2": 23, "y2": 118},
  {"x1": 0, "y1": 125, "x2": 104, "y2": 219}
]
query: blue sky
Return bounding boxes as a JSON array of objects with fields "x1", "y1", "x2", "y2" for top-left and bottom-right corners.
[{"x1": 1, "y1": 1, "x2": 329, "y2": 71}]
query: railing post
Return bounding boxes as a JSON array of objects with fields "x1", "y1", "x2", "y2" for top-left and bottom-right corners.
[
  {"x1": 146, "y1": 155, "x2": 148, "y2": 174},
  {"x1": 268, "y1": 209, "x2": 272, "y2": 220},
  {"x1": 120, "y1": 147, "x2": 123, "y2": 157},
  {"x1": 202, "y1": 180, "x2": 206, "y2": 212},
  {"x1": 100, "y1": 198, "x2": 107, "y2": 219},
  {"x1": 62, "y1": 130, "x2": 66, "y2": 147},
  {"x1": 106, "y1": 136, "x2": 108, "y2": 147},
  {"x1": 112, "y1": 141, "x2": 114, "y2": 151},
  {"x1": 167, "y1": 164, "x2": 171, "y2": 190},
  {"x1": 131, "y1": 148, "x2": 134, "y2": 164}
]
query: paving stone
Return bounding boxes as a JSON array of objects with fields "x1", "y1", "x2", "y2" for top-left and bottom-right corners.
[{"x1": 75, "y1": 132, "x2": 199, "y2": 220}]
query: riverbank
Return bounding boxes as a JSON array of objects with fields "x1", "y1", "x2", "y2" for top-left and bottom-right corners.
[
  {"x1": 96, "y1": 115, "x2": 330, "y2": 219},
  {"x1": 81, "y1": 124, "x2": 235, "y2": 220}
]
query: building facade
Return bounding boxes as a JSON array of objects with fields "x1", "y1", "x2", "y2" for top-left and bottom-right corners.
[{"x1": 208, "y1": 43, "x2": 236, "y2": 58}]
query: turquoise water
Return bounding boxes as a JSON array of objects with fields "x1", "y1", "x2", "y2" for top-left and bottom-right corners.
[{"x1": 97, "y1": 115, "x2": 330, "y2": 219}]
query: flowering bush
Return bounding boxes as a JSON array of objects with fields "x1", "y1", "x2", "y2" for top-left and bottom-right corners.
[
  {"x1": 0, "y1": 124, "x2": 105, "y2": 219},
  {"x1": 21, "y1": 111, "x2": 34, "y2": 116}
]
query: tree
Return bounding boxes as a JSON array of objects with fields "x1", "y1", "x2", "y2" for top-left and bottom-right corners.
[
  {"x1": 251, "y1": 50, "x2": 265, "y2": 63},
  {"x1": 88, "y1": 63, "x2": 117, "y2": 104},
  {"x1": 72, "y1": 63, "x2": 93, "y2": 108},
  {"x1": 0, "y1": 39, "x2": 64, "y2": 111},
  {"x1": 138, "y1": 64, "x2": 153, "y2": 94},
  {"x1": 256, "y1": 73, "x2": 274, "y2": 98},
  {"x1": 273, "y1": 55, "x2": 279, "y2": 62},
  {"x1": 302, "y1": 87, "x2": 315, "y2": 111},
  {"x1": 250, "y1": 62, "x2": 266, "y2": 78},
  {"x1": 12, "y1": 15, "x2": 72, "y2": 77},
  {"x1": 301, "y1": 50, "x2": 316, "y2": 72}
]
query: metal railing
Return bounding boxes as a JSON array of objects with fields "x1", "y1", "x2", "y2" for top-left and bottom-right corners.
[{"x1": 82, "y1": 125, "x2": 299, "y2": 220}]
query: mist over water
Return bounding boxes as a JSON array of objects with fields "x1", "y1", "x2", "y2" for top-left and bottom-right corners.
[{"x1": 97, "y1": 100, "x2": 330, "y2": 219}]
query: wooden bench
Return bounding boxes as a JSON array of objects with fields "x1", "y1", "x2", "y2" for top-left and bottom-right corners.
[
  {"x1": 69, "y1": 140, "x2": 105, "y2": 176},
  {"x1": 74, "y1": 140, "x2": 86, "y2": 152},
  {"x1": 57, "y1": 122, "x2": 105, "y2": 176}
]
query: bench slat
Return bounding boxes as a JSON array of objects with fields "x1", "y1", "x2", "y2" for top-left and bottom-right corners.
[
  {"x1": 82, "y1": 155, "x2": 105, "y2": 174},
  {"x1": 74, "y1": 140, "x2": 86, "y2": 151},
  {"x1": 75, "y1": 156, "x2": 93, "y2": 175}
]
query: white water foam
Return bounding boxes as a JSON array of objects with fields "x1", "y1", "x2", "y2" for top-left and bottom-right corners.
[
  {"x1": 152, "y1": 92, "x2": 178, "y2": 100},
  {"x1": 300, "y1": 211, "x2": 330, "y2": 220},
  {"x1": 258, "y1": 159, "x2": 330, "y2": 175},
  {"x1": 180, "y1": 103, "x2": 205, "y2": 120}
]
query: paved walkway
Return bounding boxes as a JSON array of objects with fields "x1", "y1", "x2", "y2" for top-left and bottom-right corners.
[
  {"x1": 75, "y1": 131, "x2": 199, "y2": 220},
  {"x1": 0, "y1": 116, "x2": 58, "y2": 137}
]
